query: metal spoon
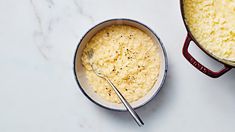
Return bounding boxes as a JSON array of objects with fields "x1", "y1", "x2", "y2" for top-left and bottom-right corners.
[{"x1": 87, "y1": 49, "x2": 144, "y2": 127}]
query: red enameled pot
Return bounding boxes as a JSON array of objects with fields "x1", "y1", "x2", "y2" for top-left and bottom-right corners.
[{"x1": 180, "y1": 0, "x2": 233, "y2": 78}]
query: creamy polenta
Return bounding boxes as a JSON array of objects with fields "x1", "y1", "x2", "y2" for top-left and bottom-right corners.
[
  {"x1": 81, "y1": 25, "x2": 161, "y2": 103},
  {"x1": 184, "y1": 0, "x2": 235, "y2": 61}
]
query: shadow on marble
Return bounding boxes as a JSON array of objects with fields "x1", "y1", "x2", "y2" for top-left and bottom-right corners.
[
  {"x1": 92, "y1": 68, "x2": 235, "y2": 126},
  {"x1": 218, "y1": 68, "x2": 235, "y2": 92}
]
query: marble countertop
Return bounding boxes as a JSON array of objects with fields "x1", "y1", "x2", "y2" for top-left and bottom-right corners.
[{"x1": 1, "y1": 0, "x2": 235, "y2": 131}]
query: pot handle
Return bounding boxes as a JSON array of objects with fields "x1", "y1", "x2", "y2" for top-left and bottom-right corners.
[{"x1": 182, "y1": 34, "x2": 231, "y2": 78}]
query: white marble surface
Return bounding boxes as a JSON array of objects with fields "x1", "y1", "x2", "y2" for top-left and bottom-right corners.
[{"x1": 1, "y1": 0, "x2": 235, "y2": 131}]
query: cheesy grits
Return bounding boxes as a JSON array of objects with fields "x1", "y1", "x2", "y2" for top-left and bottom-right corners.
[
  {"x1": 184, "y1": 0, "x2": 235, "y2": 61},
  {"x1": 81, "y1": 25, "x2": 161, "y2": 103}
]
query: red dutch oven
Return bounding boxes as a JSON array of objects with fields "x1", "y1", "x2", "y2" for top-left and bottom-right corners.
[{"x1": 180, "y1": 0, "x2": 233, "y2": 78}]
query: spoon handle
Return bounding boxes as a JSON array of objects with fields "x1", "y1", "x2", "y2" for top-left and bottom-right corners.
[{"x1": 106, "y1": 78, "x2": 144, "y2": 127}]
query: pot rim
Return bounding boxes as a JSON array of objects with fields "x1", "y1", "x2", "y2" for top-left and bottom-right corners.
[
  {"x1": 180, "y1": 0, "x2": 235, "y2": 68},
  {"x1": 73, "y1": 18, "x2": 168, "y2": 111}
]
